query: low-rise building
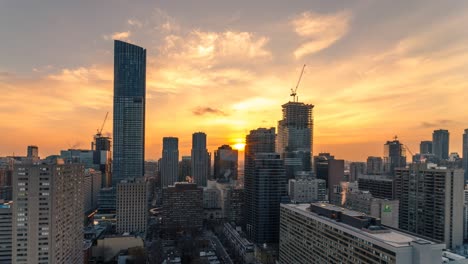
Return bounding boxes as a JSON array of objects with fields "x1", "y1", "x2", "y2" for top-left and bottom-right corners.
[
  {"x1": 222, "y1": 223, "x2": 254, "y2": 264},
  {"x1": 288, "y1": 178, "x2": 326, "y2": 203}
]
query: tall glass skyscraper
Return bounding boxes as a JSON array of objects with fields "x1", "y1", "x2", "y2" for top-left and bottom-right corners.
[
  {"x1": 112, "y1": 40, "x2": 146, "y2": 186},
  {"x1": 244, "y1": 128, "x2": 287, "y2": 244}
]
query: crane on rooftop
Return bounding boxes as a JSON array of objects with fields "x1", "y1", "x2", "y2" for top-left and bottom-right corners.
[
  {"x1": 290, "y1": 64, "x2": 306, "y2": 102},
  {"x1": 96, "y1": 111, "x2": 109, "y2": 137}
]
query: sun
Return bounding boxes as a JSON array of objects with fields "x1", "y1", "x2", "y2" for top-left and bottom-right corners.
[{"x1": 232, "y1": 143, "x2": 246, "y2": 151}]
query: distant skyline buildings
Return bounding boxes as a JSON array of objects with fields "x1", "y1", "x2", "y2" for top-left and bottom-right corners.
[
  {"x1": 160, "y1": 137, "x2": 179, "y2": 187},
  {"x1": 420, "y1": 140, "x2": 433, "y2": 154},
  {"x1": 383, "y1": 139, "x2": 406, "y2": 175},
  {"x1": 112, "y1": 40, "x2": 146, "y2": 186},
  {"x1": 433, "y1": 129, "x2": 450, "y2": 160},
  {"x1": 213, "y1": 144, "x2": 238, "y2": 181},
  {"x1": 191, "y1": 132, "x2": 210, "y2": 187}
]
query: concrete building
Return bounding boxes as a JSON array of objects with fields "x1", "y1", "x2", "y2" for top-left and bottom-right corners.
[
  {"x1": 358, "y1": 174, "x2": 395, "y2": 199},
  {"x1": 224, "y1": 187, "x2": 245, "y2": 226},
  {"x1": 395, "y1": 163, "x2": 464, "y2": 249},
  {"x1": 279, "y1": 203, "x2": 445, "y2": 264},
  {"x1": 384, "y1": 139, "x2": 406, "y2": 175},
  {"x1": 464, "y1": 189, "x2": 468, "y2": 240},
  {"x1": 12, "y1": 160, "x2": 84, "y2": 264},
  {"x1": 161, "y1": 137, "x2": 179, "y2": 188},
  {"x1": 463, "y1": 129, "x2": 468, "y2": 183},
  {"x1": 112, "y1": 40, "x2": 146, "y2": 186},
  {"x1": 222, "y1": 223, "x2": 255, "y2": 264},
  {"x1": 83, "y1": 168, "x2": 102, "y2": 213},
  {"x1": 203, "y1": 187, "x2": 223, "y2": 221},
  {"x1": 420, "y1": 140, "x2": 433, "y2": 155},
  {"x1": 433, "y1": 129, "x2": 450, "y2": 160},
  {"x1": 191, "y1": 132, "x2": 210, "y2": 187},
  {"x1": 0, "y1": 200, "x2": 12, "y2": 263},
  {"x1": 213, "y1": 145, "x2": 238, "y2": 181},
  {"x1": 161, "y1": 183, "x2": 203, "y2": 236},
  {"x1": 288, "y1": 178, "x2": 326, "y2": 203},
  {"x1": 314, "y1": 153, "x2": 344, "y2": 198},
  {"x1": 366, "y1": 156, "x2": 383, "y2": 175},
  {"x1": 92, "y1": 235, "x2": 144, "y2": 263},
  {"x1": 116, "y1": 179, "x2": 147, "y2": 234},
  {"x1": 349, "y1": 162, "x2": 366, "y2": 182},
  {"x1": 338, "y1": 189, "x2": 399, "y2": 228},
  {"x1": 276, "y1": 102, "x2": 314, "y2": 179}
]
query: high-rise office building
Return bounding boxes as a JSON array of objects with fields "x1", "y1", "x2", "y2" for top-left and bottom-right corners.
[
  {"x1": 191, "y1": 132, "x2": 210, "y2": 187},
  {"x1": 161, "y1": 183, "x2": 203, "y2": 236},
  {"x1": 276, "y1": 102, "x2": 314, "y2": 179},
  {"x1": 349, "y1": 162, "x2": 366, "y2": 182},
  {"x1": 420, "y1": 140, "x2": 433, "y2": 154},
  {"x1": 161, "y1": 137, "x2": 179, "y2": 187},
  {"x1": 0, "y1": 200, "x2": 12, "y2": 263},
  {"x1": 178, "y1": 156, "x2": 191, "y2": 182},
  {"x1": 245, "y1": 127, "x2": 287, "y2": 244},
  {"x1": 383, "y1": 139, "x2": 406, "y2": 175},
  {"x1": 116, "y1": 179, "x2": 148, "y2": 234},
  {"x1": 279, "y1": 203, "x2": 445, "y2": 264},
  {"x1": 213, "y1": 145, "x2": 238, "y2": 181},
  {"x1": 366, "y1": 156, "x2": 383, "y2": 174},
  {"x1": 395, "y1": 164, "x2": 463, "y2": 249},
  {"x1": 26, "y1": 146, "x2": 38, "y2": 160},
  {"x1": 112, "y1": 40, "x2": 146, "y2": 186},
  {"x1": 12, "y1": 160, "x2": 84, "y2": 264},
  {"x1": 433, "y1": 129, "x2": 449, "y2": 160},
  {"x1": 463, "y1": 129, "x2": 468, "y2": 183}
]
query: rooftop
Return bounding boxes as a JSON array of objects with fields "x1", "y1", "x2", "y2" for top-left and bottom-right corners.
[{"x1": 282, "y1": 203, "x2": 440, "y2": 248}]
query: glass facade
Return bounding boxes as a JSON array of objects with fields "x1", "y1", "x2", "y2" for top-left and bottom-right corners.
[{"x1": 112, "y1": 40, "x2": 146, "y2": 186}]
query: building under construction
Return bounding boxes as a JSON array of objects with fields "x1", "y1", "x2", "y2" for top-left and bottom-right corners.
[{"x1": 276, "y1": 101, "x2": 314, "y2": 179}]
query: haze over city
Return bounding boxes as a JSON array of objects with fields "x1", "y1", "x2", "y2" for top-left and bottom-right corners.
[{"x1": 1, "y1": 0, "x2": 468, "y2": 160}]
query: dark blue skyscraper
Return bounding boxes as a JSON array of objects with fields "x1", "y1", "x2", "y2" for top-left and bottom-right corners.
[
  {"x1": 191, "y1": 132, "x2": 210, "y2": 187},
  {"x1": 244, "y1": 128, "x2": 287, "y2": 244},
  {"x1": 112, "y1": 40, "x2": 146, "y2": 186},
  {"x1": 433, "y1": 129, "x2": 449, "y2": 160}
]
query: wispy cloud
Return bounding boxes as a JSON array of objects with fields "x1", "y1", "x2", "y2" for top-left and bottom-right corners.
[
  {"x1": 420, "y1": 119, "x2": 455, "y2": 128},
  {"x1": 292, "y1": 11, "x2": 351, "y2": 58},
  {"x1": 127, "y1": 19, "x2": 143, "y2": 28},
  {"x1": 192, "y1": 107, "x2": 227, "y2": 116},
  {"x1": 103, "y1": 31, "x2": 131, "y2": 41}
]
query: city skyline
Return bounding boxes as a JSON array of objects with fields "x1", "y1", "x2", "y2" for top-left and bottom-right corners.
[{"x1": 1, "y1": 1, "x2": 468, "y2": 161}]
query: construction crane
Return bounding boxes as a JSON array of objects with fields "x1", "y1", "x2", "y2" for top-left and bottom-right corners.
[
  {"x1": 96, "y1": 112, "x2": 109, "y2": 137},
  {"x1": 290, "y1": 64, "x2": 306, "y2": 102}
]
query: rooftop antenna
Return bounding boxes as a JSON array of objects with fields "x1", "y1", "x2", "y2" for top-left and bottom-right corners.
[{"x1": 290, "y1": 64, "x2": 306, "y2": 102}]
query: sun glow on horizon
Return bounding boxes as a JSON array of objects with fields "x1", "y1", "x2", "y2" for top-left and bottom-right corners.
[{"x1": 232, "y1": 143, "x2": 246, "y2": 151}]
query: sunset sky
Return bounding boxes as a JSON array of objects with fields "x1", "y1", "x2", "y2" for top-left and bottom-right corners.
[{"x1": 1, "y1": 0, "x2": 468, "y2": 161}]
